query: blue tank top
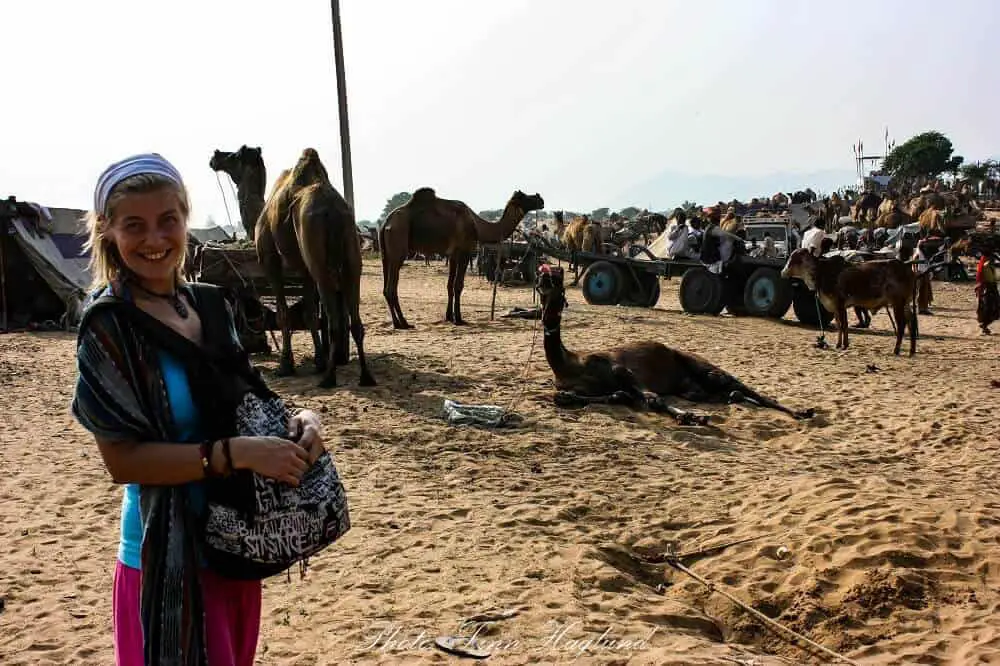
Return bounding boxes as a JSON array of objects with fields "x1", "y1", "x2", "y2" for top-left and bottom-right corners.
[{"x1": 117, "y1": 350, "x2": 203, "y2": 570}]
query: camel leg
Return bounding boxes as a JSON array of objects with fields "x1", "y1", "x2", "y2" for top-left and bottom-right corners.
[
  {"x1": 344, "y1": 279, "x2": 376, "y2": 386},
  {"x1": 388, "y1": 257, "x2": 413, "y2": 329},
  {"x1": 333, "y1": 290, "x2": 350, "y2": 366},
  {"x1": 452, "y1": 251, "x2": 470, "y2": 325},
  {"x1": 609, "y1": 365, "x2": 707, "y2": 424},
  {"x1": 445, "y1": 253, "x2": 458, "y2": 323},
  {"x1": 644, "y1": 393, "x2": 710, "y2": 425},
  {"x1": 263, "y1": 252, "x2": 296, "y2": 376},
  {"x1": 676, "y1": 361, "x2": 815, "y2": 420},
  {"x1": 380, "y1": 251, "x2": 401, "y2": 329},
  {"x1": 313, "y1": 280, "x2": 342, "y2": 389},
  {"x1": 854, "y1": 307, "x2": 871, "y2": 328},
  {"x1": 300, "y1": 280, "x2": 326, "y2": 373}
]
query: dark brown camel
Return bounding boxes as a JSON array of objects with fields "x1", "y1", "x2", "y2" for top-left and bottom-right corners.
[
  {"x1": 379, "y1": 188, "x2": 544, "y2": 328},
  {"x1": 209, "y1": 145, "x2": 266, "y2": 241},
  {"x1": 534, "y1": 265, "x2": 815, "y2": 424},
  {"x1": 256, "y1": 148, "x2": 375, "y2": 387}
]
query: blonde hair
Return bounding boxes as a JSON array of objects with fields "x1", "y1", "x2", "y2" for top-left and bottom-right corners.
[{"x1": 83, "y1": 173, "x2": 191, "y2": 291}]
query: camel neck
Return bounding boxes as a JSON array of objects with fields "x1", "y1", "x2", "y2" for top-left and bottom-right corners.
[
  {"x1": 476, "y1": 203, "x2": 524, "y2": 243},
  {"x1": 541, "y1": 300, "x2": 571, "y2": 374}
]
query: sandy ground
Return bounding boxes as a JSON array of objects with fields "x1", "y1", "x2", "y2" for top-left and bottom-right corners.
[{"x1": 1, "y1": 259, "x2": 998, "y2": 665}]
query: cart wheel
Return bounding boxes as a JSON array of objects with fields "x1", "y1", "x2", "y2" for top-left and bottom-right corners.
[
  {"x1": 639, "y1": 275, "x2": 661, "y2": 307},
  {"x1": 679, "y1": 267, "x2": 724, "y2": 314},
  {"x1": 622, "y1": 272, "x2": 661, "y2": 307},
  {"x1": 581, "y1": 261, "x2": 625, "y2": 305},
  {"x1": 724, "y1": 275, "x2": 748, "y2": 316},
  {"x1": 792, "y1": 283, "x2": 834, "y2": 326},
  {"x1": 743, "y1": 267, "x2": 793, "y2": 318}
]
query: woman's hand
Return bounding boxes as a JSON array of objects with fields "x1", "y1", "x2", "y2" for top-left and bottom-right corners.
[
  {"x1": 230, "y1": 436, "x2": 309, "y2": 486},
  {"x1": 289, "y1": 410, "x2": 326, "y2": 464}
]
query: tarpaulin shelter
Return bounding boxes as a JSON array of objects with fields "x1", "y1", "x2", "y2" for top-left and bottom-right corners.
[{"x1": 0, "y1": 197, "x2": 90, "y2": 331}]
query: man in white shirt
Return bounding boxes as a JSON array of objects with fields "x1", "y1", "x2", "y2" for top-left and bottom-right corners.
[
  {"x1": 665, "y1": 216, "x2": 691, "y2": 259},
  {"x1": 801, "y1": 220, "x2": 826, "y2": 257}
]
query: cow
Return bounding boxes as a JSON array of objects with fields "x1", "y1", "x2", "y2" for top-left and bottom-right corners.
[{"x1": 781, "y1": 248, "x2": 919, "y2": 356}]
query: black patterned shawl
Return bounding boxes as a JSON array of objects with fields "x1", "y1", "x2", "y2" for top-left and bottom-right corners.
[{"x1": 71, "y1": 282, "x2": 274, "y2": 666}]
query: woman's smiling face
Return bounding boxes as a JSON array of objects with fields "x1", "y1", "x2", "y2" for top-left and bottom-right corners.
[{"x1": 105, "y1": 187, "x2": 187, "y2": 291}]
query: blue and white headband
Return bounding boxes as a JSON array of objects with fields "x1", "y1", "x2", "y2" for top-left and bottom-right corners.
[{"x1": 93, "y1": 153, "x2": 185, "y2": 216}]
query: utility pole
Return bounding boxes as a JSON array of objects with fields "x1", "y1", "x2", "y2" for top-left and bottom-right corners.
[{"x1": 330, "y1": 0, "x2": 354, "y2": 210}]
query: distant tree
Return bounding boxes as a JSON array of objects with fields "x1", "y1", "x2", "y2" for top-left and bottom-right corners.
[
  {"x1": 960, "y1": 161, "x2": 991, "y2": 187},
  {"x1": 680, "y1": 200, "x2": 699, "y2": 212},
  {"x1": 590, "y1": 207, "x2": 610, "y2": 222},
  {"x1": 478, "y1": 209, "x2": 504, "y2": 221},
  {"x1": 882, "y1": 131, "x2": 964, "y2": 185},
  {"x1": 618, "y1": 206, "x2": 641, "y2": 219},
  {"x1": 379, "y1": 192, "x2": 411, "y2": 223}
]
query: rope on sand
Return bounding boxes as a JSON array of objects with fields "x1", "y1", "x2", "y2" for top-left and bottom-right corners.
[{"x1": 664, "y1": 558, "x2": 860, "y2": 666}]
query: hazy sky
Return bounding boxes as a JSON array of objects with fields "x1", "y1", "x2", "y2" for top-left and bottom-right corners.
[{"x1": 3, "y1": 0, "x2": 997, "y2": 230}]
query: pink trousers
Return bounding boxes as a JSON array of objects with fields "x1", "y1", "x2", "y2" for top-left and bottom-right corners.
[{"x1": 113, "y1": 560, "x2": 262, "y2": 666}]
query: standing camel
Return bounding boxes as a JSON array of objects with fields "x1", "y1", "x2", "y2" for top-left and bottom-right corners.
[
  {"x1": 256, "y1": 147, "x2": 375, "y2": 387},
  {"x1": 209, "y1": 145, "x2": 266, "y2": 241},
  {"x1": 379, "y1": 188, "x2": 544, "y2": 328}
]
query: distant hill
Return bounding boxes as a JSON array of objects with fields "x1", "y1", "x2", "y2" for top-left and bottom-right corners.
[{"x1": 612, "y1": 168, "x2": 858, "y2": 210}]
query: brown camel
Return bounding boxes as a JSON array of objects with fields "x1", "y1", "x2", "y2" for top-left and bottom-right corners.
[
  {"x1": 534, "y1": 264, "x2": 816, "y2": 424},
  {"x1": 558, "y1": 214, "x2": 598, "y2": 285},
  {"x1": 379, "y1": 187, "x2": 544, "y2": 328},
  {"x1": 209, "y1": 145, "x2": 266, "y2": 241},
  {"x1": 561, "y1": 214, "x2": 590, "y2": 251},
  {"x1": 255, "y1": 148, "x2": 375, "y2": 387}
]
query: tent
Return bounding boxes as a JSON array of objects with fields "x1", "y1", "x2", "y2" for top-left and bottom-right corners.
[
  {"x1": 189, "y1": 224, "x2": 235, "y2": 244},
  {"x1": 0, "y1": 197, "x2": 90, "y2": 331}
]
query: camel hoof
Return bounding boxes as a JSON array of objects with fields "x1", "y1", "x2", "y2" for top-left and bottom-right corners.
[
  {"x1": 453, "y1": 319, "x2": 468, "y2": 326},
  {"x1": 276, "y1": 363, "x2": 296, "y2": 377},
  {"x1": 359, "y1": 374, "x2": 377, "y2": 387},
  {"x1": 794, "y1": 408, "x2": 816, "y2": 420},
  {"x1": 317, "y1": 376, "x2": 337, "y2": 389},
  {"x1": 393, "y1": 322, "x2": 414, "y2": 330}
]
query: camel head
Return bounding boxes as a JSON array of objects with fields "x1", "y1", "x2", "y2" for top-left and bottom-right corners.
[
  {"x1": 780, "y1": 248, "x2": 819, "y2": 290},
  {"x1": 510, "y1": 190, "x2": 545, "y2": 214},
  {"x1": 535, "y1": 264, "x2": 567, "y2": 311},
  {"x1": 210, "y1": 145, "x2": 263, "y2": 173}
]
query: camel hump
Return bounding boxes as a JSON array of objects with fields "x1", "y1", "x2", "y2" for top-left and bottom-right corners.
[{"x1": 411, "y1": 187, "x2": 436, "y2": 203}]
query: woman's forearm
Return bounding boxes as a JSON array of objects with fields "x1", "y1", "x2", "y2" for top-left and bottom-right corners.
[{"x1": 95, "y1": 437, "x2": 230, "y2": 485}]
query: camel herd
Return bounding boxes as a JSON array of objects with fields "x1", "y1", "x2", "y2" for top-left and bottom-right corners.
[
  {"x1": 203, "y1": 145, "x2": 993, "y2": 422},
  {"x1": 206, "y1": 146, "x2": 543, "y2": 388}
]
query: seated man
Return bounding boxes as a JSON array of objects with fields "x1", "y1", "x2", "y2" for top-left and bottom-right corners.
[
  {"x1": 801, "y1": 220, "x2": 827, "y2": 256},
  {"x1": 664, "y1": 217, "x2": 694, "y2": 259}
]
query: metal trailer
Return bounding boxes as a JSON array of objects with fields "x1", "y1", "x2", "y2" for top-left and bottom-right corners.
[{"x1": 525, "y1": 234, "x2": 835, "y2": 327}]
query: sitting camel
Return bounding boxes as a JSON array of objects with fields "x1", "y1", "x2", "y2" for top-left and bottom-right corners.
[
  {"x1": 380, "y1": 187, "x2": 544, "y2": 328},
  {"x1": 209, "y1": 145, "x2": 266, "y2": 241},
  {"x1": 534, "y1": 264, "x2": 816, "y2": 424},
  {"x1": 256, "y1": 148, "x2": 375, "y2": 387}
]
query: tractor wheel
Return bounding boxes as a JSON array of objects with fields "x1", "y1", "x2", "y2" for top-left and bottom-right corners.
[
  {"x1": 679, "y1": 267, "x2": 724, "y2": 315},
  {"x1": 743, "y1": 267, "x2": 793, "y2": 318},
  {"x1": 581, "y1": 261, "x2": 625, "y2": 305},
  {"x1": 792, "y1": 284, "x2": 834, "y2": 326}
]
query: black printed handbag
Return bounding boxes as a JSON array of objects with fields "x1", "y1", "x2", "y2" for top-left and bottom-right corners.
[
  {"x1": 200, "y1": 389, "x2": 352, "y2": 580},
  {"x1": 90, "y1": 283, "x2": 352, "y2": 581}
]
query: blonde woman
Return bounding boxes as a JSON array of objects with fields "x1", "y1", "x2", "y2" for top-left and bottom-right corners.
[{"x1": 72, "y1": 153, "x2": 326, "y2": 665}]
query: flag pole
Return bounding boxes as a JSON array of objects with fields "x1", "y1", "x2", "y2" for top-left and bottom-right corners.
[{"x1": 330, "y1": 0, "x2": 354, "y2": 210}]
